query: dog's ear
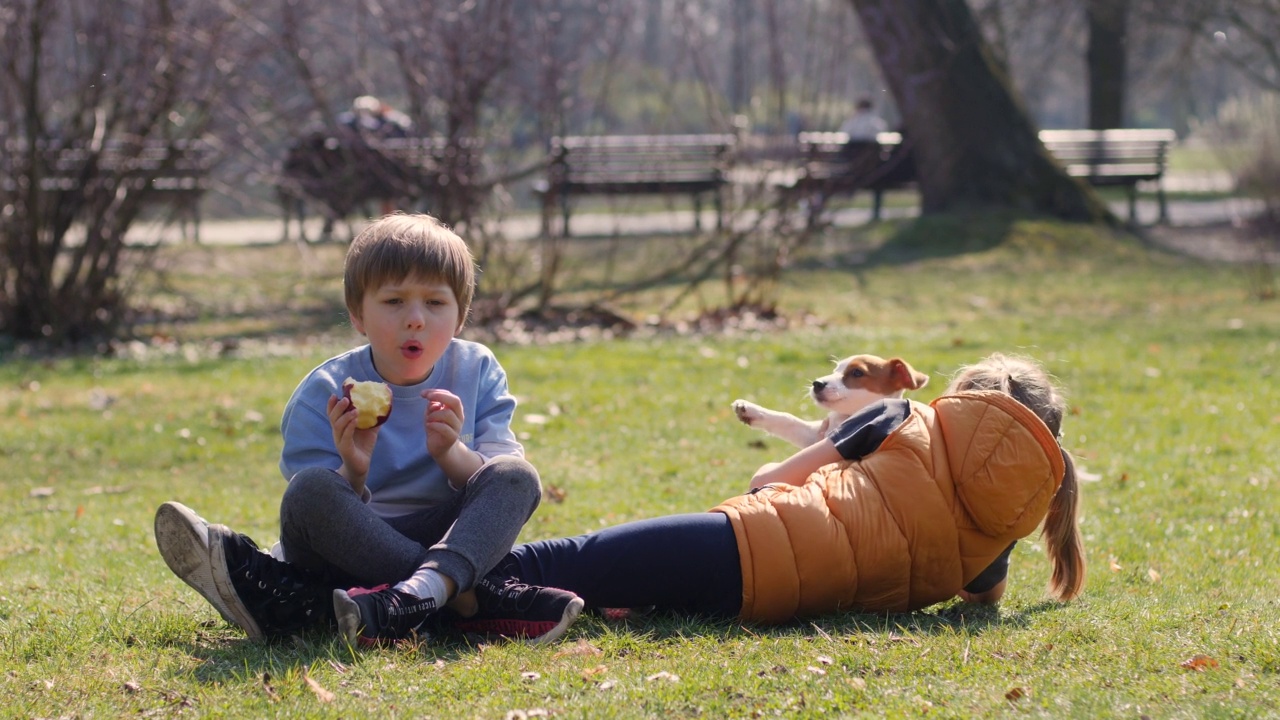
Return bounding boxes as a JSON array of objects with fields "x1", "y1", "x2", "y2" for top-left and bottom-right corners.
[{"x1": 890, "y1": 358, "x2": 930, "y2": 390}]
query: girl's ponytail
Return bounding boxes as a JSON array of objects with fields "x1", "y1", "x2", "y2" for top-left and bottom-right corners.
[{"x1": 1042, "y1": 448, "x2": 1086, "y2": 601}]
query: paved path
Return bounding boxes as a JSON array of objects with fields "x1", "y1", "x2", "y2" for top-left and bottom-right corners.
[{"x1": 129, "y1": 171, "x2": 1259, "y2": 247}]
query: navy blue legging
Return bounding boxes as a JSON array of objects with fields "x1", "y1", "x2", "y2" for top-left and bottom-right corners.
[{"x1": 495, "y1": 512, "x2": 743, "y2": 618}]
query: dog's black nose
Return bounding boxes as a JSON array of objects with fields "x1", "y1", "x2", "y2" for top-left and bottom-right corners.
[{"x1": 812, "y1": 380, "x2": 825, "y2": 392}]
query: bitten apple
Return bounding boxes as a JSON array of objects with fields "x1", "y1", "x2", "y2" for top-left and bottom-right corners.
[{"x1": 342, "y1": 378, "x2": 393, "y2": 429}]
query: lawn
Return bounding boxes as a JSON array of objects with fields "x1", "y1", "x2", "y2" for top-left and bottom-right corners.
[{"x1": 1, "y1": 216, "x2": 1277, "y2": 718}]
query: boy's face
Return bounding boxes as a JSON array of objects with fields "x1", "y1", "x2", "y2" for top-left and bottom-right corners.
[{"x1": 351, "y1": 275, "x2": 460, "y2": 386}]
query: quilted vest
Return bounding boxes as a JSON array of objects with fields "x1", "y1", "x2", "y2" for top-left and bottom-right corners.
[{"x1": 713, "y1": 391, "x2": 1065, "y2": 623}]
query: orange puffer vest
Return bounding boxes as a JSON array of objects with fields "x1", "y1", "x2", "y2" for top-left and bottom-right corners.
[{"x1": 713, "y1": 391, "x2": 1064, "y2": 623}]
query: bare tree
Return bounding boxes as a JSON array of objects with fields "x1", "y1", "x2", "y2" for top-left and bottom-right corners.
[
  {"x1": 1087, "y1": 0, "x2": 1130, "y2": 128},
  {"x1": 0, "y1": 0, "x2": 261, "y2": 346}
]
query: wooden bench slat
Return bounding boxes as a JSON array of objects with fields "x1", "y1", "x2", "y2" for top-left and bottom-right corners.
[
  {"x1": 539, "y1": 133, "x2": 734, "y2": 235},
  {"x1": 784, "y1": 127, "x2": 1175, "y2": 224},
  {"x1": 2, "y1": 137, "x2": 217, "y2": 238}
]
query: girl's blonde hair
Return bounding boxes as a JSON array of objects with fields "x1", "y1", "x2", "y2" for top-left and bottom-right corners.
[
  {"x1": 343, "y1": 213, "x2": 477, "y2": 329},
  {"x1": 946, "y1": 353, "x2": 1086, "y2": 601}
]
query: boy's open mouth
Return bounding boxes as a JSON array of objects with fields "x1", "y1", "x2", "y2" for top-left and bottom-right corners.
[{"x1": 401, "y1": 340, "x2": 423, "y2": 358}]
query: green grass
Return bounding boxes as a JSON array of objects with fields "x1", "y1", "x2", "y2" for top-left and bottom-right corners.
[{"x1": 2, "y1": 217, "x2": 1278, "y2": 718}]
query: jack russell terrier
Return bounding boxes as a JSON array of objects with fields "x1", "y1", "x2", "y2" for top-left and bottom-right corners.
[{"x1": 733, "y1": 354, "x2": 929, "y2": 448}]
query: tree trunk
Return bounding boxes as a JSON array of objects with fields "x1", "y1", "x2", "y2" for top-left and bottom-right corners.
[
  {"x1": 846, "y1": 0, "x2": 1112, "y2": 222},
  {"x1": 1087, "y1": 0, "x2": 1129, "y2": 129}
]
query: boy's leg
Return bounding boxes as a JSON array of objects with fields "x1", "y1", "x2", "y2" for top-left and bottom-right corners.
[
  {"x1": 497, "y1": 511, "x2": 743, "y2": 618},
  {"x1": 155, "y1": 501, "x2": 335, "y2": 641},
  {"x1": 390, "y1": 454, "x2": 542, "y2": 594},
  {"x1": 330, "y1": 455, "x2": 543, "y2": 644},
  {"x1": 282, "y1": 457, "x2": 540, "y2": 593},
  {"x1": 278, "y1": 467, "x2": 438, "y2": 588}
]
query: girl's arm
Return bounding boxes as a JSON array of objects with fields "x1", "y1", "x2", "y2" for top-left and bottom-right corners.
[{"x1": 748, "y1": 438, "x2": 843, "y2": 490}]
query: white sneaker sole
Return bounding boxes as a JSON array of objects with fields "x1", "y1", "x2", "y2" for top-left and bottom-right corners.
[
  {"x1": 153, "y1": 501, "x2": 263, "y2": 640},
  {"x1": 529, "y1": 596, "x2": 585, "y2": 646},
  {"x1": 332, "y1": 589, "x2": 362, "y2": 645}
]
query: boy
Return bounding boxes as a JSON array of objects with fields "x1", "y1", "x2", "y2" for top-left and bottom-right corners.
[{"x1": 154, "y1": 213, "x2": 583, "y2": 645}]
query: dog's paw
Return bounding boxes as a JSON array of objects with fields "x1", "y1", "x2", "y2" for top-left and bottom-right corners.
[{"x1": 733, "y1": 399, "x2": 762, "y2": 426}]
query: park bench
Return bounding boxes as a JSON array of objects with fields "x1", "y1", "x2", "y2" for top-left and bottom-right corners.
[
  {"x1": 779, "y1": 131, "x2": 913, "y2": 225},
  {"x1": 1, "y1": 137, "x2": 216, "y2": 239},
  {"x1": 1039, "y1": 128, "x2": 1176, "y2": 223},
  {"x1": 276, "y1": 133, "x2": 484, "y2": 241},
  {"x1": 379, "y1": 136, "x2": 486, "y2": 217},
  {"x1": 780, "y1": 128, "x2": 1175, "y2": 225},
  {"x1": 535, "y1": 134, "x2": 736, "y2": 236}
]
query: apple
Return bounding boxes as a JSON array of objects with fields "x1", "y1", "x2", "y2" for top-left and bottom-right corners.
[{"x1": 342, "y1": 377, "x2": 393, "y2": 429}]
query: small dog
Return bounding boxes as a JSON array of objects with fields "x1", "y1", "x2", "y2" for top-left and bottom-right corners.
[{"x1": 733, "y1": 354, "x2": 929, "y2": 448}]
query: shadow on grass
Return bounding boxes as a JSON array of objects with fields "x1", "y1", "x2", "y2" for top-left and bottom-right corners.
[
  {"x1": 561, "y1": 596, "x2": 1068, "y2": 644},
  {"x1": 174, "y1": 624, "x2": 490, "y2": 686},
  {"x1": 158, "y1": 595, "x2": 1071, "y2": 686},
  {"x1": 859, "y1": 214, "x2": 1017, "y2": 267}
]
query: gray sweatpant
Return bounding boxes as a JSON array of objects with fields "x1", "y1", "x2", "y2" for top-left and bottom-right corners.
[{"x1": 278, "y1": 455, "x2": 541, "y2": 593}]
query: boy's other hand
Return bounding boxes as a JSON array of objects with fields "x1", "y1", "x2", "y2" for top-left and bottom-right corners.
[
  {"x1": 423, "y1": 389, "x2": 464, "y2": 457},
  {"x1": 423, "y1": 389, "x2": 482, "y2": 488}
]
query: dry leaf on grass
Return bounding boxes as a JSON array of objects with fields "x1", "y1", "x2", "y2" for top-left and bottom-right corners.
[
  {"x1": 553, "y1": 638, "x2": 601, "y2": 658},
  {"x1": 504, "y1": 710, "x2": 550, "y2": 720},
  {"x1": 304, "y1": 675, "x2": 335, "y2": 703},
  {"x1": 1005, "y1": 687, "x2": 1026, "y2": 701},
  {"x1": 646, "y1": 671, "x2": 679, "y2": 683},
  {"x1": 1180, "y1": 654, "x2": 1220, "y2": 671}
]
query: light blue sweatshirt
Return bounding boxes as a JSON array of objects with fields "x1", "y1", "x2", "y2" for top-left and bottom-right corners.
[{"x1": 278, "y1": 339, "x2": 523, "y2": 518}]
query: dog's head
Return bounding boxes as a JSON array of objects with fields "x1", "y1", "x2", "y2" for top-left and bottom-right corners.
[{"x1": 811, "y1": 354, "x2": 930, "y2": 416}]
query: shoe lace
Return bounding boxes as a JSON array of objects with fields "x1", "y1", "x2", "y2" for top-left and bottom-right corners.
[
  {"x1": 367, "y1": 588, "x2": 435, "y2": 636},
  {"x1": 238, "y1": 543, "x2": 317, "y2": 599},
  {"x1": 229, "y1": 535, "x2": 330, "y2": 633},
  {"x1": 485, "y1": 577, "x2": 538, "y2": 613}
]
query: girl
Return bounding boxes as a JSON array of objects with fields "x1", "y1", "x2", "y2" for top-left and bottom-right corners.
[{"x1": 483, "y1": 353, "x2": 1085, "y2": 623}]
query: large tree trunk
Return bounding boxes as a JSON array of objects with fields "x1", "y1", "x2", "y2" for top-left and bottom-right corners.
[
  {"x1": 847, "y1": 0, "x2": 1112, "y2": 222},
  {"x1": 1087, "y1": 0, "x2": 1129, "y2": 129}
]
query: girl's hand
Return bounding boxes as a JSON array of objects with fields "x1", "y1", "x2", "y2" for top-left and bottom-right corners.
[
  {"x1": 747, "y1": 439, "x2": 844, "y2": 491},
  {"x1": 328, "y1": 393, "x2": 379, "y2": 494},
  {"x1": 748, "y1": 462, "x2": 784, "y2": 491}
]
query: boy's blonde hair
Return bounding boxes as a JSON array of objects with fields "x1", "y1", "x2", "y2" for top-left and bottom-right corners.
[
  {"x1": 946, "y1": 353, "x2": 1086, "y2": 602},
  {"x1": 343, "y1": 214, "x2": 477, "y2": 329}
]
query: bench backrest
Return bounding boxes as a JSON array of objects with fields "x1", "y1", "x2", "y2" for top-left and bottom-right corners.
[
  {"x1": 1, "y1": 138, "x2": 216, "y2": 193},
  {"x1": 797, "y1": 128, "x2": 1174, "y2": 182},
  {"x1": 796, "y1": 131, "x2": 903, "y2": 156},
  {"x1": 377, "y1": 136, "x2": 484, "y2": 175},
  {"x1": 551, "y1": 134, "x2": 735, "y2": 183},
  {"x1": 1039, "y1": 128, "x2": 1175, "y2": 180}
]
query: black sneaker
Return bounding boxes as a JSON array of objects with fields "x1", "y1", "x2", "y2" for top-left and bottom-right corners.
[
  {"x1": 208, "y1": 523, "x2": 334, "y2": 640},
  {"x1": 333, "y1": 585, "x2": 438, "y2": 646},
  {"x1": 454, "y1": 575, "x2": 584, "y2": 645},
  {"x1": 154, "y1": 501, "x2": 332, "y2": 641}
]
